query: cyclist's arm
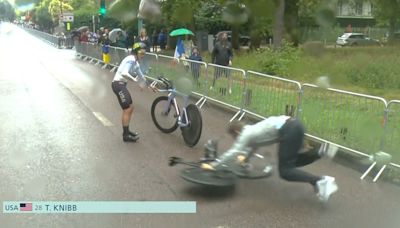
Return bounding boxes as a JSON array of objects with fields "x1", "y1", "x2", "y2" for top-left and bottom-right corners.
[
  {"x1": 121, "y1": 61, "x2": 148, "y2": 85},
  {"x1": 212, "y1": 130, "x2": 255, "y2": 168}
]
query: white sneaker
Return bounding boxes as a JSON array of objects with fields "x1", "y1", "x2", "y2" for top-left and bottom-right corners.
[
  {"x1": 319, "y1": 143, "x2": 338, "y2": 159},
  {"x1": 316, "y1": 176, "x2": 338, "y2": 202}
]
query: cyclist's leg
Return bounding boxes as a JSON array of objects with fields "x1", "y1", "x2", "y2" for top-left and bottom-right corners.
[
  {"x1": 111, "y1": 81, "x2": 138, "y2": 141},
  {"x1": 278, "y1": 119, "x2": 321, "y2": 185},
  {"x1": 295, "y1": 146, "x2": 321, "y2": 167}
]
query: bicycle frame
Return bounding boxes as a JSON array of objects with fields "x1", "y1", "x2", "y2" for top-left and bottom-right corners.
[{"x1": 151, "y1": 81, "x2": 191, "y2": 128}]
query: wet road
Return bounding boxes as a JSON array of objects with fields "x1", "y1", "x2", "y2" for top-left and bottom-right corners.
[{"x1": 1, "y1": 24, "x2": 400, "y2": 228}]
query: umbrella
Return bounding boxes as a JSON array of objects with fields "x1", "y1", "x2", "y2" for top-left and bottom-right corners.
[
  {"x1": 77, "y1": 26, "x2": 89, "y2": 32},
  {"x1": 169, "y1": 28, "x2": 194, "y2": 36},
  {"x1": 109, "y1": 28, "x2": 127, "y2": 43}
]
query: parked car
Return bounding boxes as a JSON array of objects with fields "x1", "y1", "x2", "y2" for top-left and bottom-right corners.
[
  {"x1": 214, "y1": 31, "x2": 250, "y2": 46},
  {"x1": 336, "y1": 33, "x2": 381, "y2": 47}
]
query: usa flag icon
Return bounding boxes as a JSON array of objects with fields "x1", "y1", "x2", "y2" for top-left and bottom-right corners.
[{"x1": 20, "y1": 203, "x2": 33, "y2": 211}]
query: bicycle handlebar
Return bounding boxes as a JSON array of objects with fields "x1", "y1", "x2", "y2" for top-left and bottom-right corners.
[{"x1": 158, "y1": 76, "x2": 173, "y2": 90}]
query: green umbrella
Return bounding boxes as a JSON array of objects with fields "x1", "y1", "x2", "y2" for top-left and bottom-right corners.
[{"x1": 169, "y1": 28, "x2": 194, "y2": 36}]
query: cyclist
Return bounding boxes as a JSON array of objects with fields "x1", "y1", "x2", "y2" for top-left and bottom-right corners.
[
  {"x1": 111, "y1": 42, "x2": 152, "y2": 142},
  {"x1": 201, "y1": 116, "x2": 339, "y2": 202}
]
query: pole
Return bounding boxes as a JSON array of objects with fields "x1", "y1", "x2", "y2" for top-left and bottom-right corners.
[
  {"x1": 59, "y1": 0, "x2": 63, "y2": 26},
  {"x1": 92, "y1": 15, "x2": 95, "y2": 33},
  {"x1": 138, "y1": 19, "x2": 143, "y2": 37}
]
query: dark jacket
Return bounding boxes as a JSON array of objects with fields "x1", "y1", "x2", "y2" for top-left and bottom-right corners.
[{"x1": 211, "y1": 41, "x2": 233, "y2": 66}]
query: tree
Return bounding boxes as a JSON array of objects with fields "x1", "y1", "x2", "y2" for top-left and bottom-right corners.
[
  {"x1": 372, "y1": 0, "x2": 400, "y2": 40},
  {"x1": 0, "y1": 0, "x2": 16, "y2": 21},
  {"x1": 48, "y1": 0, "x2": 73, "y2": 23},
  {"x1": 33, "y1": 0, "x2": 55, "y2": 30},
  {"x1": 284, "y1": 0, "x2": 299, "y2": 46},
  {"x1": 298, "y1": 0, "x2": 324, "y2": 26},
  {"x1": 244, "y1": 0, "x2": 275, "y2": 49},
  {"x1": 273, "y1": 0, "x2": 285, "y2": 49},
  {"x1": 193, "y1": 0, "x2": 226, "y2": 34},
  {"x1": 159, "y1": 0, "x2": 201, "y2": 30}
]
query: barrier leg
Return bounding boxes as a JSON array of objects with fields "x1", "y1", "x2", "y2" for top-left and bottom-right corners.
[
  {"x1": 230, "y1": 110, "x2": 242, "y2": 122},
  {"x1": 238, "y1": 111, "x2": 246, "y2": 121},
  {"x1": 199, "y1": 98, "x2": 207, "y2": 109},
  {"x1": 360, "y1": 161, "x2": 376, "y2": 180},
  {"x1": 196, "y1": 97, "x2": 204, "y2": 107},
  {"x1": 373, "y1": 165, "x2": 387, "y2": 182}
]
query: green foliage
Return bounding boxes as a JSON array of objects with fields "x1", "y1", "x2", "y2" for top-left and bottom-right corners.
[
  {"x1": 108, "y1": 0, "x2": 139, "y2": 22},
  {"x1": 372, "y1": 0, "x2": 400, "y2": 38},
  {"x1": 69, "y1": 0, "x2": 96, "y2": 10},
  {"x1": 48, "y1": 0, "x2": 73, "y2": 22},
  {"x1": 257, "y1": 41, "x2": 301, "y2": 76},
  {"x1": 345, "y1": 54, "x2": 400, "y2": 90},
  {"x1": 193, "y1": 0, "x2": 226, "y2": 33},
  {"x1": 230, "y1": 44, "x2": 400, "y2": 99},
  {"x1": 71, "y1": 8, "x2": 96, "y2": 29},
  {"x1": 0, "y1": 0, "x2": 16, "y2": 21},
  {"x1": 245, "y1": 0, "x2": 275, "y2": 48},
  {"x1": 33, "y1": 0, "x2": 54, "y2": 30}
]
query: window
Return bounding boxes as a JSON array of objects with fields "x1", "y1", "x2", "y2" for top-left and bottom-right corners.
[
  {"x1": 369, "y1": 3, "x2": 373, "y2": 16},
  {"x1": 337, "y1": 0, "x2": 343, "y2": 15},
  {"x1": 355, "y1": 1, "x2": 363, "y2": 15}
]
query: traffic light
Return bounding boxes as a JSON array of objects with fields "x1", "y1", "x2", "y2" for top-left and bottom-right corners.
[{"x1": 99, "y1": 0, "x2": 106, "y2": 16}]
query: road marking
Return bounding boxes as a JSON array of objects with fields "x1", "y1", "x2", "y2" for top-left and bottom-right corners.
[{"x1": 93, "y1": 112, "x2": 114, "y2": 126}]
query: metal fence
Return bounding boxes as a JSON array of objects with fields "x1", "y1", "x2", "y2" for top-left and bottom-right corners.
[
  {"x1": 205, "y1": 64, "x2": 246, "y2": 113},
  {"x1": 245, "y1": 71, "x2": 301, "y2": 119},
  {"x1": 25, "y1": 28, "x2": 400, "y2": 174},
  {"x1": 300, "y1": 84, "x2": 387, "y2": 155},
  {"x1": 385, "y1": 100, "x2": 400, "y2": 165}
]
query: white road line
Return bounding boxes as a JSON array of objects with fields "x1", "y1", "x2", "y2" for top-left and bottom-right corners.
[{"x1": 92, "y1": 112, "x2": 114, "y2": 126}]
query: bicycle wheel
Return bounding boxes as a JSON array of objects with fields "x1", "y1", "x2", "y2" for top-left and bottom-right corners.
[
  {"x1": 151, "y1": 96, "x2": 179, "y2": 133},
  {"x1": 181, "y1": 104, "x2": 202, "y2": 147}
]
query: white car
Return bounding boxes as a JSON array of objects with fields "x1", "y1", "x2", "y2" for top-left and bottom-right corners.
[{"x1": 336, "y1": 33, "x2": 381, "y2": 47}]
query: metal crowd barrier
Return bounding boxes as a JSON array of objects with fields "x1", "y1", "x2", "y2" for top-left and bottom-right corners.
[
  {"x1": 184, "y1": 59, "x2": 208, "y2": 102},
  {"x1": 385, "y1": 100, "x2": 400, "y2": 166},
  {"x1": 25, "y1": 28, "x2": 399, "y2": 179},
  {"x1": 202, "y1": 64, "x2": 246, "y2": 120},
  {"x1": 24, "y1": 27, "x2": 73, "y2": 49},
  {"x1": 300, "y1": 84, "x2": 387, "y2": 156},
  {"x1": 244, "y1": 71, "x2": 302, "y2": 119}
]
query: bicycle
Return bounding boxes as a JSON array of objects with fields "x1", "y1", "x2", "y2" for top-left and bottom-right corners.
[
  {"x1": 150, "y1": 76, "x2": 203, "y2": 147},
  {"x1": 168, "y1": 140, "x2": 273, "y2": 187}
]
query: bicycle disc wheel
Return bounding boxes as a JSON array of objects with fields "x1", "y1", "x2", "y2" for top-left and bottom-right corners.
[
  {"x1": 151, "y1": 96, "x2": 179, "y2": 133},
  {"x1": 181, "y1": 104, "x2": 202, "y2": 147}
]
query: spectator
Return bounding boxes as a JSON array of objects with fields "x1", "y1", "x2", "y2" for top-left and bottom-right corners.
[
  {"x1": 115, "y1": 31, "x2": 126, "y2": 48},
  {"x1": 102, "y1": 37, "x2": 111, "y2": 65},
  {"x1": 135, "y1": 28, "x2": 151, "y2": 73},
  {"x1": 152, "y1": 30, "x2": 158, "y2": 52},
  {"x1": 158, "y1": 29, "x2": 167, "y2": 50},
  {"x1": 135, "y1": 28, "x2": 151, "y2": 52},
  {"x1": 183, "y1": 35, "x2": 194, "y2": 58},
  {"x1": 211, "y1": 31, "x2": 233, "y2": 94},
  {"x1": 189, "y1": 47, "x2": 202, "y2": 85},
  {"x1": 80, "y1": 31, "x2": 89, "y2": 43}
]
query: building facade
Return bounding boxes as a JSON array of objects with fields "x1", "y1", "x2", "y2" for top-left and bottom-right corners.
[{"x1": 336, "y1": 0, "x2": 375, "y2": 27}]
